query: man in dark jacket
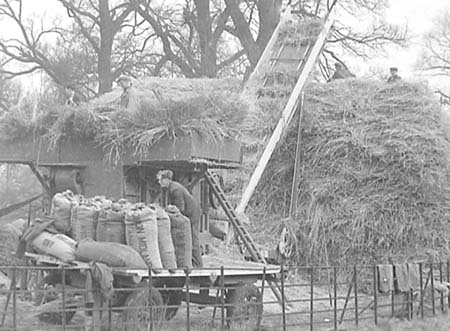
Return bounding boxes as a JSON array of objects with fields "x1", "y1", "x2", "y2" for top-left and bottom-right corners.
[
  {"x1": 330, "y1": 62, "x2": 356, "y2": 81},
  {"x1": 117, "y1": 75, "x2": 132, "y2": 107},
  {"x1": 157, "y1": 170, "x2": 203, "y2": 267},
  {"x1": 387, "y1": 67, "x2": 401, "y2": 83}
]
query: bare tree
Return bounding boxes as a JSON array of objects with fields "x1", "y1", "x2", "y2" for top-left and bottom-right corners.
[
  {"x1": 133, "y1": 0, "x2": 250, "y2": 77},
  {"x1": 0, "y1": 0, "x2": 67, "y2": 83},
  {"x1": 223, "y1": 0, "x2": 282, "y2": 68},
  {"x1": 0, "y1": 0, "x2": 147, "y2": 95},
  {"x1": 0, "y1": 70, "x2": 20, "y2": 112},
  {"x1": 421, "y1": 10, "x2": 450, "y2": 76},
  {"x1": 55, "y1": 0, "x2": 138, "y2": 93}
]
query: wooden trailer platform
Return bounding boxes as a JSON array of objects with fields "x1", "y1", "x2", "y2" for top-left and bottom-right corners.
[
  {"x1": 23, "y1": 252, "x2": 278, "y2": 330},
  {"x1": 25, "y1": 252, "x2": 280, "y2": 280}
]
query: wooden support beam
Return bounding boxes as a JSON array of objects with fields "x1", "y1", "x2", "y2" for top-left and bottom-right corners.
[
  {"x1": 288, "y1": 93, "x2": 304, "y2": 219},
  {"x1": 236, "y1": 8, "x2": 336, "y2": 216},
  {"x1": 0, "y1": 193, "x2": 43, "y2": 220},
  {"x1": 28, "y1": 162, "x2": 50, "y2": 194}
]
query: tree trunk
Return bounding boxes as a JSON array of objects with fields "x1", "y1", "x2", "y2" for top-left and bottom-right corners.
[
  {"x1": 98, "y1": 0, "x2": 114, "y2": 94},
  {"x1": 194, "y1": 0, "x2": 217, "y2": 77},
  {"x1": 256, "y1": 0, "x2": 282, "y2": 50},
  {"x1": 224, "y1": 0, "x2": 261, "y2": 68}
]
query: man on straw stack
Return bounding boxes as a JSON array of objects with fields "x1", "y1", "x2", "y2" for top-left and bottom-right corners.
[
  {"x1": 387, "y1": 67, "x2": 402, "y2": 83},
  {"x1": 157, "y1": 170, "x2": 203, "y2": 267},
  {"x1": 330, "y1": 62, "x2": 356, "y2": 81},
  {"x1": 65, "y1": 86, "x2": 81, "y2": 106},
  {"x1": 117, "y1": 75, "x2": 133, "y2": 107}
]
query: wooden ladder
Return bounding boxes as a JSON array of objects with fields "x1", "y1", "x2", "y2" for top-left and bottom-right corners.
[
  {"x1": 204, "y1": 170, "x2": 287, "y2": 305},
  {"x1": 205, "y1": 170, "x2": 265, "y2": 263}
]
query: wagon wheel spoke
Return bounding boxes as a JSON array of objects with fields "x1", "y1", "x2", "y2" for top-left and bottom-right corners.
[{"x1": 120, "y1": 286, "x2": 165, "y2": 331}]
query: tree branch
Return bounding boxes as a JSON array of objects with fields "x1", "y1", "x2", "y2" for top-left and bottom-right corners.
[
  {"x1": 0, "y1": 65, "x2": 42, "y2": 78},
  {"x1": 152, "y1": 55, "x2": 169, "y2": 76},
  {"x1": 224, "y1": 0, "x2": 260, "y2": 67},
  {"x1": 212, "y1": 6, "x2": 230, "y2": 44},
  {"x1": 136, "y1": 4, "x2": 197, "y2": 77},
  {"x1": 57, "y1": 0, "x2": 100, "y2": 52},
  {"x1": 57, "y1": 0, "x2": 99, "y2": 24},
  {"x1": 111, "y1": 3, "x2": 133, "y2": 34},
  {"x1": 217, "y1": 49, "x2": 245, "y2": 69}
]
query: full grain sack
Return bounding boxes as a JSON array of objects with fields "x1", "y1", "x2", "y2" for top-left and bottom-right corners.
[
  {"x1": 31, "y1": 231, "x2": 77, "y2": 263},
  {"x1": 75, "y1": 238, "x2": 147, "y2": 268},
  {"x1": 154, "y1": 204, "x2": 177, "y2": 270},
  {"x1": 166, "y1": 205, "x2": 192, "y2": 269},
  {"x1": 71, "y1": 201, "x2": 100, "y2": 241},
  {"x1": 209, "y1": 208, "x2": 229, "y2": 240},
  {"x1": 97, "y1": 203, "x2": 126, "y2": 243},
  {"x1": 51, "y1": 190, "x2": 76, "y2": 234},
  {"x1": 125, "y1": 204, "x2": 163, "y2": 269}
]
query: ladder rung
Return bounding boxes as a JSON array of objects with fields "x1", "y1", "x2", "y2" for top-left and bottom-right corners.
[{"x1": 270, "y1": 58, "x2": 303, "y2": 62}]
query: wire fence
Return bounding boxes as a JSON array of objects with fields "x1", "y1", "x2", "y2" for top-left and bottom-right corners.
[{"x1": 0, "y1": 261, "x2": 449, "y2": 331}]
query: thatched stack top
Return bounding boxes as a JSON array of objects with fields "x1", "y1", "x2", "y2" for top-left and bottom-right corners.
[
  {"x1": 0, "y1": 77, "x2": 248, "y2": 162},
  {"x1": 89, "y1": 77, "x2": 244, "y2": 110}
]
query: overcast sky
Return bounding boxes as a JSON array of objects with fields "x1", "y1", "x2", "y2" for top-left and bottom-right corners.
[{"x1": 387, "y1": 0, "x2": 449, "y2": 32}]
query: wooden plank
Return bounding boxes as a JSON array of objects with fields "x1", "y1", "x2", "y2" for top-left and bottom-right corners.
[
  {"x1": 115, "y1": 266, "x2": 280, "y2": 279},
  {"x1": 25, "y1": 253, "x2": 280, "y2": 279},
  {"x1": 288, "y1": 93, "x2": 304, "y2": 219},
  {"x1": 236, "y1": 8, "x2": 336, "y2": 216},
  {"x1": 0, "y1": 194, "x2": 43, "y2": 219}
]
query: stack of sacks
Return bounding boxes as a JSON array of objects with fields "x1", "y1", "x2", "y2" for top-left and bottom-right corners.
[{"x1": 42, "y1": 193, "x2": 198, "y2": 272}]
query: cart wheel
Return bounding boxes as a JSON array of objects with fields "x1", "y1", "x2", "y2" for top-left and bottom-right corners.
[
  {"x1": 34, "y1": 274, "x2": 76, "y2": 325},
  {"x1": 120, "y1": 287, "x2": 165, "y2": 331},
  {"x1": 226, "y1": 284, "x2": 263, "y2": 329}
]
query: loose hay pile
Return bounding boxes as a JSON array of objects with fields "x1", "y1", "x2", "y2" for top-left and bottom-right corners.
[
  {"x1": 251, "y1": 79, "x2": 450, "y2": 267},
  {"x1": 0, "y1": 78, "x2": 247, "y2": 163}
]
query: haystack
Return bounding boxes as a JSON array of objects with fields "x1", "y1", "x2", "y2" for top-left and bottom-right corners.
[
  {"x1": 0, "y1": 78, "x2": 248, "y2": 163},
  {"x1": 250, "y1": 79, "x2": 450, "y2": 267}
]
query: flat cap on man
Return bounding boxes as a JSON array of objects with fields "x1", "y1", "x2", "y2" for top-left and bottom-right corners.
[{"x1": 117, "y1": 75, "x2": 132, "y2": 82}]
